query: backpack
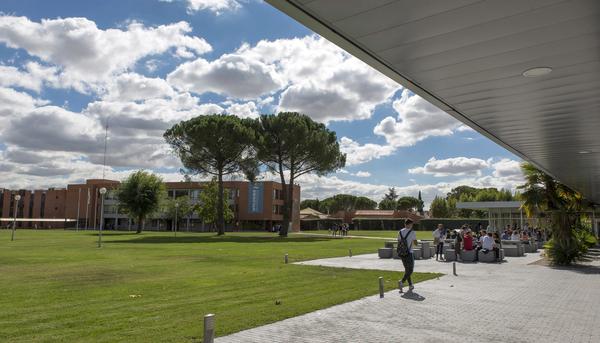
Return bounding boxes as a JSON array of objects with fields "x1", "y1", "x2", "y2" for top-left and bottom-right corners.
[{"x1": 397, "y1": 229, "x2": 413, "y2": 258}]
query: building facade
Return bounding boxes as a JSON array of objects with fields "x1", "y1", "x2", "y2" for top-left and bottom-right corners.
[{"x1": 1, "y1": 179, "x2": 301, "y2": 232}]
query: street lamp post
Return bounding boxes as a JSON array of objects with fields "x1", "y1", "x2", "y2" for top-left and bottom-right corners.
[
  {"x1": 98, "y1": 187, "x2": 107, "y2": 248},
  {"x1": 11, "y1": 195, "x2": 21, "y2": 241},
  {"x1": 174, "y1": 202, "x2": 179, "y2": 237}
]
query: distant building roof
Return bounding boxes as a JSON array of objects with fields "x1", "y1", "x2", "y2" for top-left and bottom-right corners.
[
  {"x1": 456, "y1": 201, "x2": 524, "y2": 209},
  {"x1": 300, "y1": 208, "x2": 332, "y2": 220}
]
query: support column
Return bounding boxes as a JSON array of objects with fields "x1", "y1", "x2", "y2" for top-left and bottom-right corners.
[{"x1": 520, "y1": 208, "x2": 524, "y2": 231}]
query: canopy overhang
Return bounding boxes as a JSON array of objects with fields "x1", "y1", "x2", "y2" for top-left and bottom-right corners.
[{"x1": 267, "y1": 0, "x2": 600, "y2": 203}]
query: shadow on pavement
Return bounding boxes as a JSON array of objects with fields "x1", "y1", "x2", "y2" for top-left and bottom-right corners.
[{"x1": 401, "y1": 291, "x2": 426, "y2": 301}]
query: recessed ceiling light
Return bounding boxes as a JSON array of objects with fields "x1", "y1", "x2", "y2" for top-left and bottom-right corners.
[
  {"x1": 522, "y1": 67, "x2": 552, "y2": 77},
  {"x1": 579, "y1": 150, "x2": 591, "y2": 154}
]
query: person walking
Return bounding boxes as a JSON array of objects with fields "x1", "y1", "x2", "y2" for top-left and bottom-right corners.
[
  {"x1": 398, "y1": 219, "x2": 417, "y2": 293},
  {"x1": 433, "y1": 224, "x2": 445, "y2": 261}
]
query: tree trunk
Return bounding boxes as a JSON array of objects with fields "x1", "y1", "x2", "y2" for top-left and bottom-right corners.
[
  {"x1": 286, "y1": 179, "x2": 296, "y2": 235},
  {"x1": 136, "y1": 215, "x2": 143, "y2": 234},
  {"x1": 217, "y1": 170, "x2": 225, "y2": 236},
  {"x1": 279, "y1": 169, "x2": 289, "y2": 237}
]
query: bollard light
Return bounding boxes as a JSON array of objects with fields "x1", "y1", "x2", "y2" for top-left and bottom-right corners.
[
  {"x1": 453, "y1": 262, "x2": 457, "y2": 276},
  {"x1": 349, "y1": 249, "x2": 352, "y2": 258},
  {"x1": 284, "y1": 253, "x2": 288, "y2": 264},
  {"x1": 98, "y1": 187, "x2": 107, "y2": 248},
  {"x1": 378, "y1": 277, "x2": 384, "y2": 298},
  {"x1": 203, "y1": 313, "x2": 215, "y2": 343}
]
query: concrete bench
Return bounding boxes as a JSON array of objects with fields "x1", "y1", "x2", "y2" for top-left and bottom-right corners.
[
  {"x1": 502, "y1": 245, "x2": 520, "y2": 257},
  {"x1": 478, "y1": 249, "x2": 497, "y2": 263},
  {"x1": 378, "y1": 248, "x2": 393, "y2": 259},
  {"x1": 412, "y1": 248, "x2": 422, "y2": 260},
  {"x1": 420, "y1": 241, "x2": 431, "y2": 259},
  {"x1": 445, "y1": 249, "x2": 456, "y2": 261},
  {"x1": 502, "y1": 240, "x2": 525, "y2": 256},
  {"x1": 461, "y1": 249, "x2": 476, "y2": 262}
]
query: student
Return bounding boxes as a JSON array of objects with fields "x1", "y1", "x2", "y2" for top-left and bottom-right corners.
[
  {"x1": 482, "y1": 232, "x2": 500, "y2": 261},
  {"x1": 433, "y1": 224, "x2": 444, "y2": 261},
  {"x1": 398, "y1": 219, "x2": 417, "y2": 293},
  {"x1": 511, "y1": 230, "x2": 520, "y2": 241},
  {"x1": 463, "y1": 230, "x2": 474, "y2": 251},
  {"x1": 501, "y1": 230, "x2": 510, "y2": 240}
]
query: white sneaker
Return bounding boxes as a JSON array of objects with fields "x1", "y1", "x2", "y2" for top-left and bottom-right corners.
[
  {"x1": 398, "y1": 281, "x2": 404, "y2": 293},
  {"x1": 408, "y1": 285, "x2": 415, "y2": 292}
]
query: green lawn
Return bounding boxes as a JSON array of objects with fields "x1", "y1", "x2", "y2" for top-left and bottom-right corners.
[
  {"x1": 0, "y1": 230, "x2": 438, "y2": 342},
  {"x1": 301, "y1": 230, "x2": 433, "y2": 240}
]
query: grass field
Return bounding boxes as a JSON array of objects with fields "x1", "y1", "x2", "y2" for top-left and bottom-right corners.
[
  {"x1": 301, "y1": 230, "x2": 433, "y2": 240},
  {"x1": 0, "y1": 230, "x2": 438, "y2": 342}
]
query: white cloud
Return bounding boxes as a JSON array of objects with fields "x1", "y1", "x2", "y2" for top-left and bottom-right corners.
[
  {"x1": 103, "y1": 73, "x2": 175, "y2": 102},
  {"x1": 339, "y1": 137, "x2": 395, "y2": 166},
  {"x1": 3, "y1": 106, "x2": 104, "y2": 153},
  {"x1": 409, "y1": 156, "x2": 490, "y2": 177},
  {"x1": 0, "y1": 62, "x2": 59, "y2": 92},
  {"x1": 161, "y1": 0, "x2": 241, "y2": 15},
  {"x1": 0, "y1": 87, "x2": 48, "y2": 119},
  {"x1": 226, "y1": 101, "x2": 259, "y2": 119},
  {"x1": 0, "y1": 16, "x2": 211, "y2": 92},
  {"x1": 457, "y1": 125, "x2": 475, "y2": 132},
  {"x1": 170, "y1": 35, "x2": 399, "y2": 122},
  {"x1": 168, "y1": 54, "x2": 284, "y2": 99},
  {"x1": 492, "y1": 158, "x2": 523, "y2": 180},
  {"x1": 354, "y1": 171, "x2": 371, "y2": 178},
  {"x1": 374, "y1": 89, "x2": 462, "y2": 147}
]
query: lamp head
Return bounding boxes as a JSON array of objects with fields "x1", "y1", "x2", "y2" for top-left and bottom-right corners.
[
  {"x1": 99, "y1": 187, "x2": 107, "y2": 195},
  {"x1": 14, "y1": 194, "x2": 21, "y2": 201}
]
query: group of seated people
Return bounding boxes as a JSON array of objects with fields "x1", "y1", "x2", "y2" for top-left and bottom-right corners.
[
  {"x1": 433, "y1": 223, "x2": 547, "y2": 262},
  {"x1": 433, "y1": 224, "x2": 505, "y2": 262},
  {"x1": 500, "y1": 225, "x2": 544, "y2": 242}
]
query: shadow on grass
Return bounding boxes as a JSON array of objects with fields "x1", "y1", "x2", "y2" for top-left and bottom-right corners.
[{"x1": 103, "y1": 235, "x2": 335, "y2": 244}]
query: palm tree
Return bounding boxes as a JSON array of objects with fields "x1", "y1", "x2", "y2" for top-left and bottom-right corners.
[{"x1": 518, "y1": 162, "x2": 586, "y2": 264}]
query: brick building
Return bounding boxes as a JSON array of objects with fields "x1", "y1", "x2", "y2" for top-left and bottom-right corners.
[{"x1": 0, "y1": 179, "x2": 301, "y2": 232}]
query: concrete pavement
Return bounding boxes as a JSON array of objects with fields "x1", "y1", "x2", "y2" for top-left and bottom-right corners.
[{"x1": 217, "y1": 252, "x2": 600, "y2": 343}]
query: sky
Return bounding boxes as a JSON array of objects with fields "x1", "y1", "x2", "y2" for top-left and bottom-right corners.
[{"x1": 0, "y1": 0, "x2": 525, "y2": 207}]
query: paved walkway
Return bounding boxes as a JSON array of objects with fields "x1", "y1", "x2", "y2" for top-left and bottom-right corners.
[{"x1": 217, "y1": 252, "x2": 600, "y2": 343}]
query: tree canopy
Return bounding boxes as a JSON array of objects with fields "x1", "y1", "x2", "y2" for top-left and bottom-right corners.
[
  {"x1": 164, "y1": 114, "x2": 257, "y2": 235},
  {"x1": 195, "y1": 178, "x2": 234, "y2": 230},
  {"x1": 253, "y1": 112, "x2": 345, "y2": 236},
  {"x1": 117, "y1": 170, "x2": 166, "y2": 234}
]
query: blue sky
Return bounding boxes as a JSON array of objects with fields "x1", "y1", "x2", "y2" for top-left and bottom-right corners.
[{"x1": 0, "y1": 0, "x2": 523, "y2": 206}]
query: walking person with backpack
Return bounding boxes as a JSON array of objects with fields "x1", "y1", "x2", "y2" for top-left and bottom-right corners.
[{"x1": 398, "y1": 219, "x2": 417, "y2": 293}]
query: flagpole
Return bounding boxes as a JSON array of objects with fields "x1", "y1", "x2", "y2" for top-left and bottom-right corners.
[
  {"x1": 76, "y1": 188, "x2": 81, "y2": 231},
  {"x1": 85, "y1": 187, "x2": 90, "y2": 230}
]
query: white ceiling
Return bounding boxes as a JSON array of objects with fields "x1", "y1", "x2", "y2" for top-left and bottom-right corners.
[{"x1": 267, "y1": 0, "x2": 600, "y2": 203}]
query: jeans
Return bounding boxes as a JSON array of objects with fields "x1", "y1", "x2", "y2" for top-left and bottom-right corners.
[
  {"x1": 400, "y1": 253, "x2": 415, "y2": 286},
  {"x1": 436, "y1": 242, "x2": 444, "y2": 257}
]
